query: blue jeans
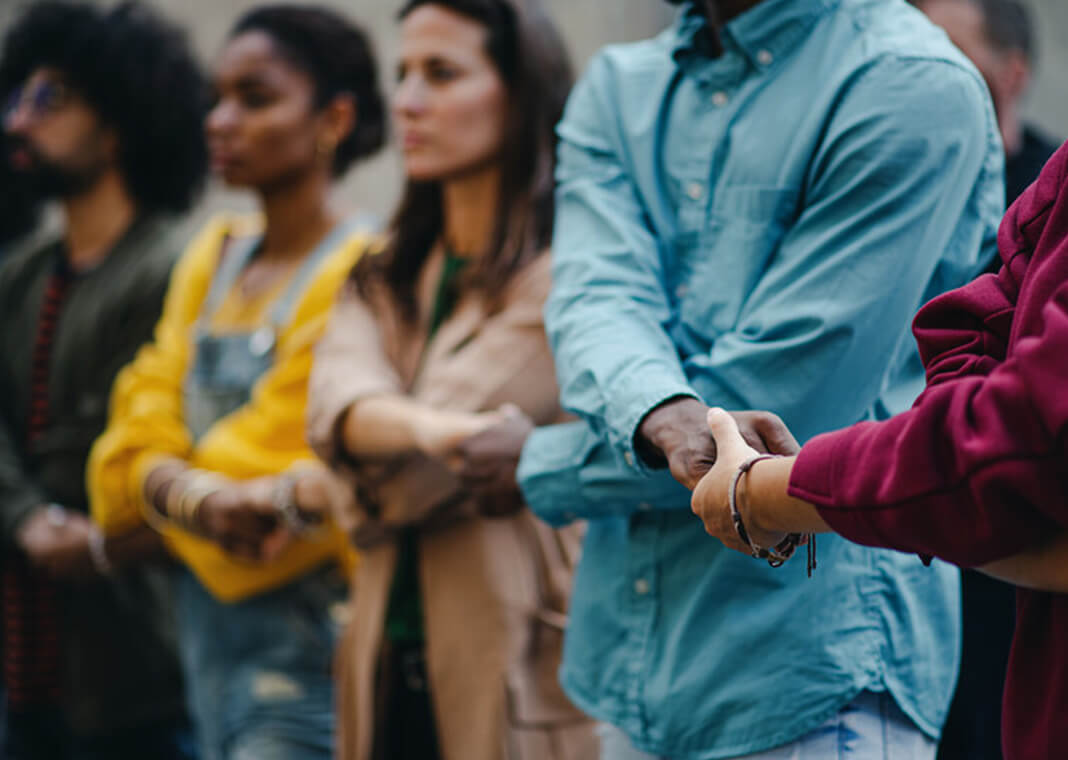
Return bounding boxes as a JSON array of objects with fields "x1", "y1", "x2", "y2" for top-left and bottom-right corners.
[
  {"x1": 176, "y1": 566, "x2": 345, "y2": 760},
  {"x1": 598, "y1": 691, "x2": 937, "y2": 759}
]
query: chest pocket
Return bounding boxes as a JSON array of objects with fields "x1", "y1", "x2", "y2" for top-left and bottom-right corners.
[
  {"x1": 678, "y1": 185, "x2": 798, "y2": 336},
  {"x1": 184, "y1": 331, "x2": 275, "y2": 442}
]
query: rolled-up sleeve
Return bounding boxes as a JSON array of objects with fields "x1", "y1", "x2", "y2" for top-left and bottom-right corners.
[{"x1": 306, "y1": 280, "x2": 405, "y2": 470}]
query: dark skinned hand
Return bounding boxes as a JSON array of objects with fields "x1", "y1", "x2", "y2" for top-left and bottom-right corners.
[
  {"x1": 197, "y1": 478, "x2": 289, "y2": 562},
  {"x1": 637, "y1": 397, "x2": 801, "y2": 490},
  {"x1": 451, "y1": 404, "x2": 535, "y2": 518}
]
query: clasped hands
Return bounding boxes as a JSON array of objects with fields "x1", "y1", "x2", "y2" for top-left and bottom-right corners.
[
  {"x1": 638, "y1": 397, "x2": 799, "y2": 554},
  {"x1": 418, "y1": 403, "x2": 535, "y2": 518}
]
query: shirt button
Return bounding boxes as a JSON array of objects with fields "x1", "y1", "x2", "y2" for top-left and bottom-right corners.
[
  {"x1": 634, "y1": 578, "x2": 651, "y2": 595},
  {"x1": 712, "y1": 91, "x2": 729, "y2": 107},
  {"x1": 624, "y1": 451, "x2": 635, "y2": 467},
  {"x1": 757, "y1": 49, "x2": 774, "y2": 66},
  {"x1": 686, "y1": 182, "x2": 705, "y2": 201}
]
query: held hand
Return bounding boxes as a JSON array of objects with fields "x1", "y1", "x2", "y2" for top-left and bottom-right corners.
[
  {"x1": 730, "y1": 411, "x2": 801, "y2": 457},
  {"x1": 451, "y1": 404, "x2": 535, "y2": 518},
  {"x1": 291, "y1": 466, "x2": 356, "y2": 537},
  {"x1": 17, "y1": 506, "x2": 96, "y2": 580},
  {"x1": 415, "y1": 408, "x2": 506, "y2": 459},
  {"x1": 691, "y1": 408, "x2": 787, "y2": 553},
  {"x1": 198, "y1": 478, "x2": 290, "y2": 562},
  {"x1": 637, "y1": 397, "x2": 717, "y2": 490}
]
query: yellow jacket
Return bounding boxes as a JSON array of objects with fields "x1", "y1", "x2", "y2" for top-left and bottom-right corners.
[{"x1": 88, "y1": 216, "x2": 364, "y2": 602}]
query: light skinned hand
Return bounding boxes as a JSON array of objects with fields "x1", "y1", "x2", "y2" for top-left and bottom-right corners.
[
  {"x1": 691, "y1": 408, "x2": 788, "y2": 554},
  {"x1": 415, "y1": 408, "x2": 506, "y2": 459},
  {"x1": 291, "y1": 465, "x2": 357, "y2": 538}
]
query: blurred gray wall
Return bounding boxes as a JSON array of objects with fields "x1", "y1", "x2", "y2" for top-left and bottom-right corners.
[
  {"x1": 2, "y1": 0, "x2": 1066, "y2": 225},
  {"x1": 1027, "y1": 0, "x2": 1068, "y2": 139}
]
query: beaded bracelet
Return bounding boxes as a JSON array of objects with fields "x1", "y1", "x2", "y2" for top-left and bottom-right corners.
[{"x1": 729, "y1": 454, "x2": 815, "y2": 574}]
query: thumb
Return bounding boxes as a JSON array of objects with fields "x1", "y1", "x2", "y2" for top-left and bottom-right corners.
[{"x1": 706, "y1": 407, "x2": 748, "y2": 463}]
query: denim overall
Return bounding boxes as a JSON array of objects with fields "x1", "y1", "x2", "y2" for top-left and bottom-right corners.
[{"x1": 176, "y1": 223, "x2": 356, "y2": 760}]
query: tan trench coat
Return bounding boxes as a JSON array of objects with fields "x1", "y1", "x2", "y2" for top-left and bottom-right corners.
[{"x1": 307, "y1": 247, "x2": 598, "y2": 760}]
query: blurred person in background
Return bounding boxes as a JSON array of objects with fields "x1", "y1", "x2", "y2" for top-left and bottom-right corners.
[
  {"x1": 516, "y1": 0, "x2": 1005, "y2": 757},
  {"x1": 0, "y1": 2, "x2": 209, "y2": 758},
  {"x1": 305, "y1": 1, "x2": 596, "y2": 759},
  {"x1": 911, "y1": 2, "x2": 1061, "y2": 757},
  {"x1": 88, "y1": 6, "x2": 385, "y2": 760},
  {"x1": 915, "y1": 0, "x2": 1059, "y2": 209}
]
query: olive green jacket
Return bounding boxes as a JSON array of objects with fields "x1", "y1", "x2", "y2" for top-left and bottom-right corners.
[{"x1": 0, "y1": 215, "x2": 187, "y2": 736}]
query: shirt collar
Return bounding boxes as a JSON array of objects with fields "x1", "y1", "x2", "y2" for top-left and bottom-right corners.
[{"x1": 670, "y1": 0, "x2": 836, "y2": 71}]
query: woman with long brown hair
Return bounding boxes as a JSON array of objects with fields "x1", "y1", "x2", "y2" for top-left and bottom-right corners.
[{"x1": 306, "y1": 2, "x2": 596, "y2": 759}]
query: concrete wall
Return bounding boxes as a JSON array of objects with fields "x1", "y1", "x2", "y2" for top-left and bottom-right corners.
[
  {"x1": 2, "y1": 0, "x2": 1066, "y2": 223},
  {"x1": 1024, "y1": 0, "x2": 1068, "y2": 140}
]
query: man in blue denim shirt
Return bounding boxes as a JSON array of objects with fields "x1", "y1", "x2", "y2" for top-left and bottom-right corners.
[{"x1": 516, "y1": 0, "x2": 1004, "y2": 757}]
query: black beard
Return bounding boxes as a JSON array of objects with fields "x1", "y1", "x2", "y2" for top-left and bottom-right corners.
[{"x1": 6, "y1": 136, "x2": 105, "y2": 199}]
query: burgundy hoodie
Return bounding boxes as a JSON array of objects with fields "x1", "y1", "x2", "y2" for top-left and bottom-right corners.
[{"x1": 789, "y1": 139, "x2": 1068, "y2": 760}]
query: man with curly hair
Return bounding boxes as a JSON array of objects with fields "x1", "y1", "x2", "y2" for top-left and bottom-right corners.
[{"x1": 0, "y1": 2, "x2": 209, "y2": 757}]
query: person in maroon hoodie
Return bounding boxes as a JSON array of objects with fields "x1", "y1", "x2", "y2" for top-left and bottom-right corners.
[{"x1": 689, "y1": 138, "x2": 1068, "y2": 760}]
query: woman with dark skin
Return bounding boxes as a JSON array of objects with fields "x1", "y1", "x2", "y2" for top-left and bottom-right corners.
[{"x1": 89, "y1": 6, "x2": 385, "y2": 759}]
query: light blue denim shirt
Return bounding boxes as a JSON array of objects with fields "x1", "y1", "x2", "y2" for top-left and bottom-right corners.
[{"x1": 518, "y1": 0, "x2": 1004, "y2": 757}]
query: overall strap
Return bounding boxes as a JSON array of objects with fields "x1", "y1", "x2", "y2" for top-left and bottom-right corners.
[
  {"x1": 267, "y1": 216, "x2": 363, "y2": 329},
  {"x1": 197, "y1": 232, "x2": 263, "y2": 326}
]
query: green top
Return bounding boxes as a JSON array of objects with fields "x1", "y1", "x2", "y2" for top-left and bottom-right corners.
[{"x1": 384, "y1": 251, "x2": 469, "y2": 643}]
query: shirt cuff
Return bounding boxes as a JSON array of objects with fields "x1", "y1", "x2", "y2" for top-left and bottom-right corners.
[
  {"x1": 518, "y1": 424, "x2": 591, "y2": 526},
  {"x1": 606, "y1": 373, "x2": 700, "y2": 475}
]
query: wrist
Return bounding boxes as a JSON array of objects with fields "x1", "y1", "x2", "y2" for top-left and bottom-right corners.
[{"x1": 637, "y1": 396, "x2": 705, "y2": 465}]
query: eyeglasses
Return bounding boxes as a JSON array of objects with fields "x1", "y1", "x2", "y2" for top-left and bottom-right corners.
[{"x1": 3, "y1": 80, "x2": 72, "y2": 123}]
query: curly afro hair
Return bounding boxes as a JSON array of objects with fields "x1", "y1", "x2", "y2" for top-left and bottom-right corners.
[
  {"x1": 230, "y1": 5, "x2": 387, "y2": 177},
  {"x1": 0, "y1": 1, "x2": 210, "y2": 213}
]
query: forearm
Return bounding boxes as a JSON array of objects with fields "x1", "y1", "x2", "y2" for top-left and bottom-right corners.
[
  {"x1": 745, "y1": 456, "x2": 830, "y2": 536},
  {"x1": 341, "y1": 395, "x2": 431, "y2": 458},
  {"x1": 978, "y1": 533, "x2": 1068, "y2": 592}
]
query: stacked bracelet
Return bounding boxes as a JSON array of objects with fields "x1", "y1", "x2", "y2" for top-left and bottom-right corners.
[
  {"x1": 729, "y1": 454, "x2": 811, "y2": 571},
  {"x1": 175, "y1": 476, "x2": 224, "y2": 533},
  {"x1": 143, "y1": 468, "x2": 225, "y2": 534}
]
